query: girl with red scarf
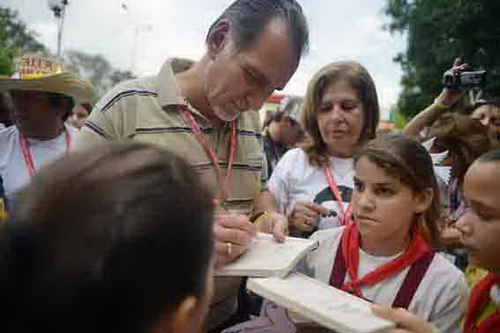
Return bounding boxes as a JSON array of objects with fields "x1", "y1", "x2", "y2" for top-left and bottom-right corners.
[
  {"x1": 303, "y1": 136, "x2": 468, "y2": 332},
  {"x1": 374, "y1": 148, "x2": 500, "y2": 333}
]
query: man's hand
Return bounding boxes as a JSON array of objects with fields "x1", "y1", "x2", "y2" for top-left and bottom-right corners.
[
  {"x1": 255, "y1": 211, "x2": 289, "y2": 242},
  {"x1": 372, "y1": 305, "x2": 436, "y2": 333},
  {"x1": 213, "y1": 211, "x2": 256, "y2": 267},
  {"x1": 289, "y1": 202, "x2": 327, "y2": 233}
]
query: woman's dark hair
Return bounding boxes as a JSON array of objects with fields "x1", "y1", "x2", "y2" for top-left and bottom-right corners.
[
  {"x1": 428, "y1": 113, "x2": 489, "y2": 179},
  {"x1": 302, "y1": 61, "x2": 380, "y2": 167},
  {"x1": 0, "y1": 142, "x2": 214, "y2": 333},
  {"x1": 207, "y1": 0, "x2": 309, "y2": 62},
  {"x1": 354, "y1": 136, "x2": 441, "y2": 248}
]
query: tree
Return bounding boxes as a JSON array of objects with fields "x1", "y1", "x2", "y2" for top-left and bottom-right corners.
[
  {"x1": 385, "y1": 0, "x2": 500, "y2": 119},
  {"x1": 0, "y1": 7, "x2": 48, "y2": 75},
  {"x1": 64, "y1": 50, "x2": 136, "y2": 102}
]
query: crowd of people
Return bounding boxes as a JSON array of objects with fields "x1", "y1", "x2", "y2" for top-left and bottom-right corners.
[{"x1": 0, "y1": 0, "x2": 499, "y2": 332}]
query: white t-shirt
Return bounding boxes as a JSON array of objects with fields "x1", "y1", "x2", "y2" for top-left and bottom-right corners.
[
  {"x1": 268, "y1": 148, "x2": 354, "y2": 229},
  {"x1": 0, "y1": 125, "x2": 79, "y2": 203},
  {"x1": 303, "y1": 227, "x2": 468, "y2": 333}
]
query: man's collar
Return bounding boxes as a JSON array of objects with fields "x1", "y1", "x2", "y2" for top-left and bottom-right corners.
[
  {"x1": 157, "y1": 58, "x2": 213, "y2": 123},
  {"x1": 157, "y1": 58, "x2": 193, "y2": 108}
]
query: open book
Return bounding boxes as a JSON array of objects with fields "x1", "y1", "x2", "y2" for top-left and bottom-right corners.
[
  {"x1": 215, "y1": 233, "x2": 318, "y2": 278},
  {"x1": 248, "y1": 272, "x2": 395, "y2": 333}
]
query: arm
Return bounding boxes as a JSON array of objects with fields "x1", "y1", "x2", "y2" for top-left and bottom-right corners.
[
  {"x1": 403, "y1": 58, "x2": 467, "y2": 140},
  {"x1": 253, "y1": 189, "x2": 288, "y2": 242},
  {"x1": 402, "y1": 89, "x2": 464, "y2": 140}
]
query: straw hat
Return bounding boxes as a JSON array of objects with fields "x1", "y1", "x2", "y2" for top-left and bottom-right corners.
[{"x1": 0, "y1": 55, "x2": 92, "y2": 104}]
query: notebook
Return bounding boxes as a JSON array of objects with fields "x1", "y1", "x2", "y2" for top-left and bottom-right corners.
[
  {"x1": 248, "y1": 272, "x2": 395, "y2": 333},
  {"x1": 215, "y1": 233, "x2": 318, "y2": 278}
]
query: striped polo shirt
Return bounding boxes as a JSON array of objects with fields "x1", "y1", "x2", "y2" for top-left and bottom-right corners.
[
  {"x1": 78, "y1": 58, "x2": 264, "y2": 329},
  {"x1": 79, "y1": 58, "x2": 263, "y2": 213}
]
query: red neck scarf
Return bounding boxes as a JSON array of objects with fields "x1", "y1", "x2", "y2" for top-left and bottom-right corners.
[
  {"x1": 340, "y1": 223, "x2": 431, "y2": 297},
  {"x1": 465, "y1": 273, "x2": 500, "y2": 333}
]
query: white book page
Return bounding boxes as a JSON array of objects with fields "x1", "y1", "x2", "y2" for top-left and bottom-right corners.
[
  {"x1": 215, "y1": 233, "x2": 318, "y2": 278},
  {"x1": 248, "y1": 273, "x2": 395, "y2": 333}
]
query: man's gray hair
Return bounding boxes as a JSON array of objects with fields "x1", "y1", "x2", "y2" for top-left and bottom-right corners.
[{"x1": 207, "y1": 0, "x2": 309, "y2": 62}]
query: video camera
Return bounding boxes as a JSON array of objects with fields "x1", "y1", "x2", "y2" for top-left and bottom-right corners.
[{"x1": 442, "y1": 68, "x2": 486, "y2": 90}]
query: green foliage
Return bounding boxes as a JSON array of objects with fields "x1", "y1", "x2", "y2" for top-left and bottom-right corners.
[
  {"x1": 385, "y1": 0, "x2": 500, "y2": 119},
  {"x1": 0, "y1": 6, "x2": 134, "y2": 103},
  {"x1": 0, "y1": 7, "x2": 48, "y2": 76},
  {"x1": 64, "y1": 50, "x2": 136, "y2": 102}
]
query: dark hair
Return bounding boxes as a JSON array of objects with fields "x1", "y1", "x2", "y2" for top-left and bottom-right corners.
[
  {"x1": 478, "y1": 148, "x2": 500, "y2": 162},
  {"x1": 0, "y1": 142, "x2": 214, "y2": 333},
  {"x1": 208, "y1": 0, "x2": 309, "y2": 62},
  {"x1": 354, "y1": 136, "x2": 441, "y2": 248},
  {"x1": 0, "y1": 92, "x2": 14, "y2": 127},
  {"x1": 428, "y1": 113, "x2": 489, "y2": 179},
  {"x1": 473, "y1": 97, "x2": 500, "y2": 110},
  {"x1": 302, "y1": 61, "x2": 380, "y2": 167},
  {"x1": 79, "y1": 102, "x2": 92, "y2": 114}
]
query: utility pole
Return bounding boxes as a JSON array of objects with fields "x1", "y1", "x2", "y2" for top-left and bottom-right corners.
[
  {"x1": 48, "y1": 0, "x2": 69, "y2": 60},
  {"x1": 121, "y1": 2, "x2": 152, "y2": 74}
]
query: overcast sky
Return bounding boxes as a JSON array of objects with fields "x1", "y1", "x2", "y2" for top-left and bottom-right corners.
[{"x1": 4, "y1": 0, "x2": 406, "y2": 119}]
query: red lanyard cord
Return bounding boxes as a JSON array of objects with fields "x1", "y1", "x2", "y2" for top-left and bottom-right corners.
[
  {"x1": 324, "y1": 165, "x2": 353, "y2": 226},
  {"x1": 19, "y1": 129, "x2": 71, "y2": 177},
  {"x1": 179, "y1": 107, "x2": 237, "y2": 203}
]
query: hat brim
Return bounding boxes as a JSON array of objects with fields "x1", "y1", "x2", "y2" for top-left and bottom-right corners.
[{"x1": 0, "y1": 72, "x2": 92, "y2": 104}]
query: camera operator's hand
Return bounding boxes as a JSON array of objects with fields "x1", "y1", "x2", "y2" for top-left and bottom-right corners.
[
  {"x1": 434, "y1": 58, "x2": 468, "y2": 107},
  {"x1": 403, "y1": 57, "x2": 467, "y2": 140}
]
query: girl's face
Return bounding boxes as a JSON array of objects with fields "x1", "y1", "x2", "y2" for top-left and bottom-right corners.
[
  {"x1": 316, "y1": 81, "x2": 363, "y2": 158},
  {"x1": 456, "y1": 161, "x2": 500, "y2": 270},
  {"x1": 353, "y1": 156, "x2": 431, "y2": 245},
  {"x1": 471, "y1": 105, "x2": 500, "y2": 149}
]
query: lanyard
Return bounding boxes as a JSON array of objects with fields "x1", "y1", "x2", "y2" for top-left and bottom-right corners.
[
  {"x1": 340, "y1": 223, "x2": 430, "y2": 298},
  {"x1": 324, "y1": 165, "x2": 353, "y2": 226},
  {"x1": 179, "y1": 106, "x2": 237, "y2": 203},
  {"x1": 19, "y1": 129, "x2": 71, "y2": 177}
]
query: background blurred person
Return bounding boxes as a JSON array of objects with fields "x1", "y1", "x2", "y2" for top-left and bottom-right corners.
[
  {"x1": 426, "y1": 113, "x2": 489, "y2": 268},
  {"x1": 470, "y1": 98, "x2": 500, "y2": 150},
  {"x1": 66, "y1": 102, "x2": 92, "y2": 129},
  {"x1": 0, "y1": 56, "x2": 92, "y2": 209},
  {"x1": 0, "y1": 142, "x2": 215, "y2": 333},
  {"x1": 268, "y1": 61, "x2": 379, "y2": 237},
  {"x1": 263, "y1": 96, "x2": 305, "y2": 175},
  {"x1": 428, "y1": 113, "x2": 489, "y2": 216}
]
